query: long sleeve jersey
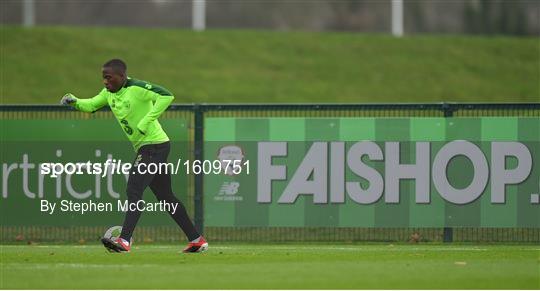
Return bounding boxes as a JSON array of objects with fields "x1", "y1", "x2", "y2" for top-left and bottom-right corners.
[{"x1": 71, "y1": 77, "x2": 174, "y2": 152}]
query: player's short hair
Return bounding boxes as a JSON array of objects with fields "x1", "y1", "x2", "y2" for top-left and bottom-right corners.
[{"x1": 103, "y1": 59, "x2": 127, "y2": 74}]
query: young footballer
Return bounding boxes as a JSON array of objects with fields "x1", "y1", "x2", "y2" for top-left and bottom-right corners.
[{"x1": 61, "y1": 59, "x2": 208, "y2": 253}]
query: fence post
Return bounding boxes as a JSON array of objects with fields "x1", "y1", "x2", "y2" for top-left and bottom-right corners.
[
  {"x1": 192, "y1": 0, "x2": 206, "y2": 31},
  {"x1": 442, "y1": 102, "x2": 454, "y2": 243},
  {"x1": 23, "y1": 0, "x2": 35, "y2": 27},
  {"x1": 193, "y1": 104, "x2": 205, "y2": 234},
  {"x1": 391, "y1": 0, "x2": 404, "y2": 37}
]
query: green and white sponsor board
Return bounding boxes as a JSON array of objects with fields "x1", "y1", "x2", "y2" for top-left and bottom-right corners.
[
  {"x1": 0, "y1": 118, "x2": 190, "y2": 227},
  {"x1": 204, "y1": 117, "x2": 540, "y2": 228}
]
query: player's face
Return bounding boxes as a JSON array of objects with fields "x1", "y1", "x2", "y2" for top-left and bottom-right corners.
[{"x1": 102, "y1": 67, "x2": 125, "y2": 93}]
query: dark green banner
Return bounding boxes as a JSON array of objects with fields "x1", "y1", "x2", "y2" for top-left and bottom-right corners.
[{"x1": 1, "y1": 117, "x2": 190, "y2": 227}]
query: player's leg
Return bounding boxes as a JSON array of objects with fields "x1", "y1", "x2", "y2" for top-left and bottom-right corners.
[
  {"x1": 148, "y1": 142, "x2": 207, "y2": 252},
  {"x1": 102, "y1": 145, "x2": 156, "y2": 252},
  {"x1": 150, "y1": 170, "x2": 199, "y2": 239},
  {"x1": 150, "y1": 172, "x2": 208, "y2": 253}
]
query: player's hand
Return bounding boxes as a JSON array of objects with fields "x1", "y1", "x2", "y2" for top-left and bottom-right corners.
[{"x1": 60, "y1": 93, "x2": 77, "y2": 106}]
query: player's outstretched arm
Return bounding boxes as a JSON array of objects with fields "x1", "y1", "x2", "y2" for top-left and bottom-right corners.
[{"x1": 60, "y1": 90, "x2": 108, "y2": 113}]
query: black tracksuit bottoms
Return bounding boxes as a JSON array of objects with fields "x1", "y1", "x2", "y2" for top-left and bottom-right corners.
[{"x1": 119, "y1": 141, "x2": 199, "y2": 242}]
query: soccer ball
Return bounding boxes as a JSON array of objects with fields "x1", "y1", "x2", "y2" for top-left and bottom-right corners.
[{"x1": 103, "y1": 226, "x2": 133, "y2": 244}]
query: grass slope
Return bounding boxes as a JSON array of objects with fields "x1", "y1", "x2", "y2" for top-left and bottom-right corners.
[
  {"x1": 1, "y1": 26, "x2": 538, "y2": 104},
  {"x1": 1, "y1": 244, "x2": 538, "y2": 289}
]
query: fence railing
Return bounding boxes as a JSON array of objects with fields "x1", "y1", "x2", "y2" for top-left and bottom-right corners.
[{"x1": 1, "y1": 103, "x2": 539, "y2": 243}]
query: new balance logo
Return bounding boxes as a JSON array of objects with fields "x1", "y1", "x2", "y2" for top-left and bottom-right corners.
[
  {"x1": 219, "y1": 182, "x2": 239, "y2": 195},
  {"x1": 215, "y1": 182, "x2": 242, "y2": 201},
  {"x1": 133, "y1": 154, "x2": 142, "y2": 167}
]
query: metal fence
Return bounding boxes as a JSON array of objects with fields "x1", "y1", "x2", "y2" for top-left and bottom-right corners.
[
  {"x1": 1, "y1": 103, "x2": 539, "y2": 243},
  {"x1": 3, "y1": 0, "x2": 540, "y2": 36}
]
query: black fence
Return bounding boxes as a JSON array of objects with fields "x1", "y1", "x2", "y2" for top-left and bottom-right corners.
[{"x1": 1, "y1": 103, "x2": 539, "y2": 243}]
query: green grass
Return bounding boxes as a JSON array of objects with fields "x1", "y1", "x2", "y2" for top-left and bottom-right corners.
[
  {"x1": 1, "y1": 244, "x2": 538, "y2": 289},
  {"x1": 1, "y1": 26, "x2": 538, "y2": 104}
]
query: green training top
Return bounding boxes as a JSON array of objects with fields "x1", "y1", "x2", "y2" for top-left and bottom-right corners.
[{"x1": 70, "y1": 77, "x2": 174, "y2": 152}]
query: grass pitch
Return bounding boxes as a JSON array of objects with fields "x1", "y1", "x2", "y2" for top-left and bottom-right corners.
[{"x1": 1, "y1": 243, "x2": 538, "y2": 289}]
